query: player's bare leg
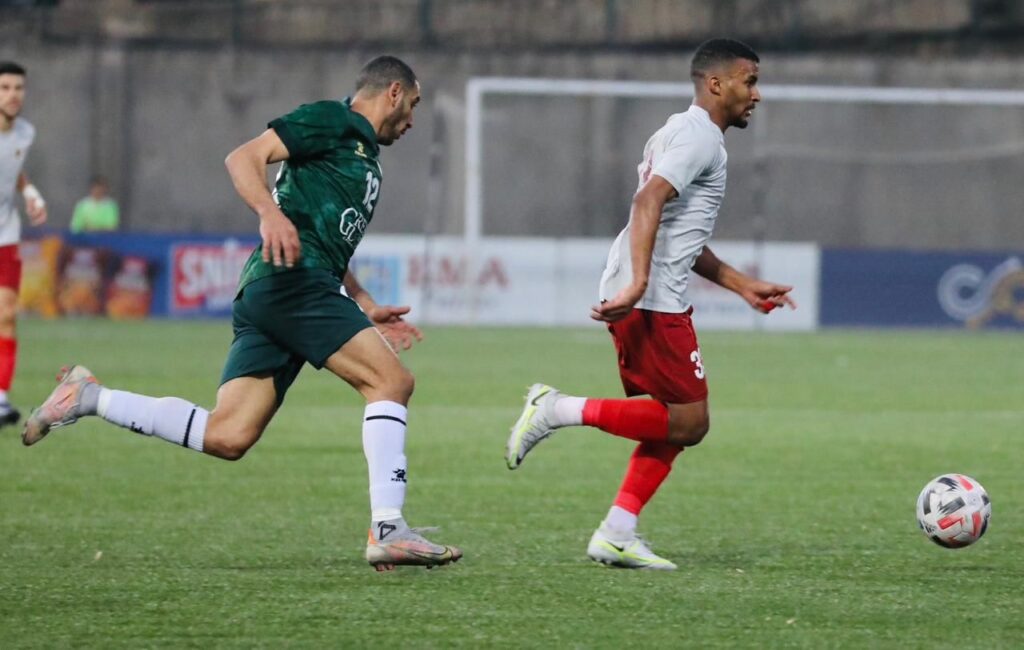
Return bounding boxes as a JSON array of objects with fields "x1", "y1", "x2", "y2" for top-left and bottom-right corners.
[
  {"x1": 665, "y1": 400, "x2": 710, "y2": 447},
  {"x1": 23, "y1": 364, "x2": 278, "y2": 461},
  {"x1": 199, "y1": 376, "x2": 279, "y2": 460},
  {"x1": 325, "y1": 328, "x2": 461, "y2": 571},
  {"x1": 0, "y1": 287, "x2": 21, "y2": 427}
]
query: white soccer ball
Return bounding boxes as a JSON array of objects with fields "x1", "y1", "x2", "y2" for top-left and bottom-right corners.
[{"x1": 916, "y1": 474, "x2": 991, "y2": 548}]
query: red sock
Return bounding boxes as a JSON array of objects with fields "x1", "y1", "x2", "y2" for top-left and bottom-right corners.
[
  {"x1": 613, "y1": 442, "x2": 683, "y2": 514},
  {"x1": 0, "y1": 336, "x2": 16, "y2": 392},
  {"x1": 582, "y1": 398, "x2": 669, "y2": 442}
]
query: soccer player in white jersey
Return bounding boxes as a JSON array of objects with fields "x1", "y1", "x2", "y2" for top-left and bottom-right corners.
[
  {"x1": 0, "y1": 61, "x2": 47, "y2": 427},
  {"x1": 506, "y1": 39, "x2": 796, "y2": 569}
]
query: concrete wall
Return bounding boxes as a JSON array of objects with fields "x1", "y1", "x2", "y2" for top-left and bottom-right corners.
[
  {"x1": 3, "y1": 1, "x2": 1024, "y2": 250},
  {"x1": 12, "y1": 0, "x2": 999, "y2": 48}
]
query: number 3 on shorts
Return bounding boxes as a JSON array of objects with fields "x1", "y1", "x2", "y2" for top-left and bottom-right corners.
[{"x1": 690, "y1": 349, "x2": 706, "y2": 379}]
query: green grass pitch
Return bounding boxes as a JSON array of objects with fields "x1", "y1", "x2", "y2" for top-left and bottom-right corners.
[{"x1": 2, "y1": 319, "x2": 1022, "y2": 648}]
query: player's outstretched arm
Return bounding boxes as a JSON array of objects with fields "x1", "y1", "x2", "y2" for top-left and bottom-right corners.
[
  {"x1": 225, "y1": 129, "x2": 300, "y2": 268},
  {"x1": 692, "y1": 246, "x2": 796, "y2": 313},
  {"x1": 343, "y1": 269, "x2": 423, "y2": 351}
]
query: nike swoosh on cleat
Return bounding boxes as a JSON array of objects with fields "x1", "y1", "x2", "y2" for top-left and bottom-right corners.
[
  {"x1": 374, "y1": 541, "x2": 454, "y2": 564},
  {"x1": 530, "y1": 388, "x2": 550, "y2": 406},
  {"x1": 606, "y1": 542, "x2": 626, "y2": 553},
  {"x1": 405, "y1": 548, "x2": 453, "y2": 563}
]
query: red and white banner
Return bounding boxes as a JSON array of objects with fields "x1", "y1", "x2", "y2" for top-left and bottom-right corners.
[
  {"x1": 170, "y1": 240, "x2": 255, "y2": 315},
  {"x1": 352, "y1": 236, "x2": 819, "y2": 330}
]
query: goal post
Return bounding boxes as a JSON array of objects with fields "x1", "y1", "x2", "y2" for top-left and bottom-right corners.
[
  {"x1": 463, "y1": 76, "x2": 1024, "y2": 245},
  {"x1": 362, "y1": 76, "x2": 1024, "y2": 328}
]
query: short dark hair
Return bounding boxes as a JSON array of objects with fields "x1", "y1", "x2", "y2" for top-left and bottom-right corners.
[
  {"x1": 0, "y1": 61, "x2": 27, "y2": 77},
  {"x1": 90, "y1": 175, "x2": 109, "y2": 187},
  {"x1": 355, "y1": 55, "x2": 416, "y2": 94},
  {"x1": 690, "y1": 39, "x2": 759, "y2": 80}
]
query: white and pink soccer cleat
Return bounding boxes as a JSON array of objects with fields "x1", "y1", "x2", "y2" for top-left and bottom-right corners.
[
  {"x1": 365, "y1": 520, "x2": 462, "y2": 572},
  {"x1": 22, "y1": 364, "x2": 99, "y2": 446}
]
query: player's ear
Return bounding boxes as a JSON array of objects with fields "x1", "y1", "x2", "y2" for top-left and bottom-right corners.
[
  {"x1": 388, "y1": 81, "x2": 403, "y2": 107},
  {"x1": 707, "y1": 73, "x2": 723, "y2": 97}
]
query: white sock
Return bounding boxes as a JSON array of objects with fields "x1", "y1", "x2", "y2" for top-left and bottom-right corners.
[
  {"x1": 0, "y1": 389, "x2": 8, "y2": 404},
  {"x1": 604, "y1": 505, "x2": 638, "y2": 533},
  {"x1": 362, "y1": 401, "x2": 408, "y2": 522},
  {"x1": 552, "y1": 395, "x2": 585, "y2": 427},
  {"x1": 97, "y1": 388, "x2": 207, "y2": 452}
]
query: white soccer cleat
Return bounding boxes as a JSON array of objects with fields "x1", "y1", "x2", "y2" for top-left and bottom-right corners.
[
  {"x1": 22, "y1": 365, "x2": 98, "y2": 446},
  {"x1": 505, "y1": 383, "x2": 561, "y2": 470},
  {"x1": 365, "y1": 521, "x2": 462, "y2": 572},
  {"x1": 587, "y1": 523, "x2": 678, "y2": 570}
]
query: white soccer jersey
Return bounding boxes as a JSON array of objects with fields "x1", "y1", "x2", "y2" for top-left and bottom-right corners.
[
  {"x1": 599, "y1": 105, "x2": 727, "y2": 313},
  {"x1": 0, "y1": 118, "x2": 36, "y2": 246}
]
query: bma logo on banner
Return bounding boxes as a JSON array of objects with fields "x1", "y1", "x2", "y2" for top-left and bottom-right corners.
[
  {"x1": 171, "y1": 240, "x2": 255, "y2": 314},
  {"x1": 937, "y1": 257, "x2": 1024, "y2": 328}
]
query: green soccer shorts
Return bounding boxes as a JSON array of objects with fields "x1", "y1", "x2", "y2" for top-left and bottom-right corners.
[{"x1": 220, "y1": 268, "x2": 373, "y2": 404}]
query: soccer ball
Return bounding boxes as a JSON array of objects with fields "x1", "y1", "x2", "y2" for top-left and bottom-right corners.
[{"x1": 916, "y1": 474, "x2": 991, "y2": 548}]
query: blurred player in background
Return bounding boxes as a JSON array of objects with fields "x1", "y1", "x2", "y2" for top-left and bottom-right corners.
[
  {"x1": 0, "y1": 61, "x2": 47, "y2": 428},
  {"x1": 506, "y1": 39, "x2": 795, "y2": 569},
  {"x1": 23, "y1": 55, "x2": 462, "y2": 571}
]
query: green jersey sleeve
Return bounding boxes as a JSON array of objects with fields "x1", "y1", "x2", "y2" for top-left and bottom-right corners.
[{"x1": 269, "y1": 101, "x2": 352, "y2": 161}]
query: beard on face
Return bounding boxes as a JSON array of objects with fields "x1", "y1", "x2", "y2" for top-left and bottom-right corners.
[
  {"x1": 730, "y1": 100, "x2": 754, "y2": 129},
  {"x1": 379, "y1": 124, "x2": 402, "y2": 146},
  {"x1": 377, "y1": 108, "x2": 408, "y2": 146}
]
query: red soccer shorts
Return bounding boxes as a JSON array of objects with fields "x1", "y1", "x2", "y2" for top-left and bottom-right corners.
[
  {"x1": 607, "y1": 307, "x2": 708, "y2": 404},
  {"x1": 0, "y1": 245, "x2": 22, "y2": 292}
]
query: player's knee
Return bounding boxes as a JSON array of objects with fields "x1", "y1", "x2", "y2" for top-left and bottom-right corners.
[
  {"x1": 213, "y1": 438, "x2": 253, "y2": 461},
  {"x1": 386, "y1": 369, "x2": 415, "y2": 402},
  {"x1": 220, "y1": 443, "x2": 251, "y2": 461},
  {"x1": 668, "y1": 414, "x2": 711, "y2": 447},
  {"x1": 686, "y1": 415, "x2": 711, "y2": 447},
  {"x1": 399, "y1": 369, "x2": 416, "y2": 401},
  {"x1": 204, "y1": 429, "x2": 258, "y2": 461}
]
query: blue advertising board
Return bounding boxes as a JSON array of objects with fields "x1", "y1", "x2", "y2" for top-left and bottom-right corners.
[
  {"x1": 63, "y1": 232, "x2": 259, "y2": 318},
  {"x1": 821, "y1": 249, "x2": 1024, "y2": 329},
  {"x1": 54, "y1": 233, "x2": 400, "y2": 318}
]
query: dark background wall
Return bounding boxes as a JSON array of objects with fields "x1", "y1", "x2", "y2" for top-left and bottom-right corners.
[{"x1": 3, "y1": 0, "x2": 1024, "y2": 249}]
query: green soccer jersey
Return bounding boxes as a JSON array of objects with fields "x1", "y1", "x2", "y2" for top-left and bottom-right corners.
[{"x1": 237, "y1": 98, "x2": 383, "y2": 289}]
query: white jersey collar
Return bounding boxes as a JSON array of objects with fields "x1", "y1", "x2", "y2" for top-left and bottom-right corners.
[{"x1": 687, "y1": 104, "x2": 724, "y2": 142}]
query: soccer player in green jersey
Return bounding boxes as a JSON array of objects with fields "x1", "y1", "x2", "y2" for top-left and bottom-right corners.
[{"x1": 22, "y1": 56, "x2": 462, "y2": 571}]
